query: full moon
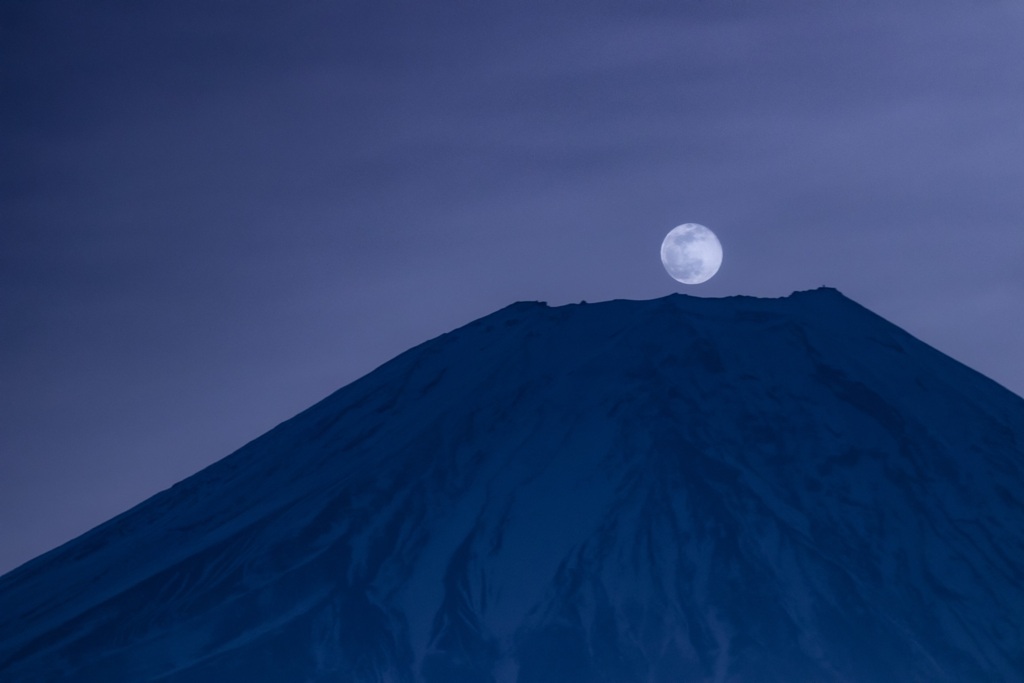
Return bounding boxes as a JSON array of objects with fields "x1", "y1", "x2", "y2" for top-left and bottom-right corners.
[{"x1": 660, "y1": 223, "x2": 723, "y2": 285}]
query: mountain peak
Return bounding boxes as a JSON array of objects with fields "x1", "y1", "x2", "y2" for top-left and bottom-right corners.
[{"x1": 2, "y1": 291, "x2": 1022, "y2": 682}]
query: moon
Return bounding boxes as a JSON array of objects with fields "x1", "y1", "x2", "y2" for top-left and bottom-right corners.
[{"x1": 660, "y1": 223, "x2": 723, "y2": 285}]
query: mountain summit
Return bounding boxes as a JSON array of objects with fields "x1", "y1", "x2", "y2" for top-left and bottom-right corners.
[{"x1": 2, "y1": 289, "x2": 1023, "y2": 682}]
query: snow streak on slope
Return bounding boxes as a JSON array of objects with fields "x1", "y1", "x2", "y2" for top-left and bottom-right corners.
[{"x1": 1, "y1": 288, "x2": 1023, "y2": 682}]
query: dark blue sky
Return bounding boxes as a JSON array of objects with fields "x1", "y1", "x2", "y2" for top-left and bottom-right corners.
[{"x1": 2, "y1": 1, "x2": 1022, "y2": 576}]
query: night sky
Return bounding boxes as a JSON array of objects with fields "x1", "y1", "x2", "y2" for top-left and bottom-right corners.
[{"x1": 2, "y1": 1, "x2": 1022, "y2": 576}]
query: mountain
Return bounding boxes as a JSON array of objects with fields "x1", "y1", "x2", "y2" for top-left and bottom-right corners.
[{"x1": 2, "y1": 288, "x2": 1023, "y2": 682}]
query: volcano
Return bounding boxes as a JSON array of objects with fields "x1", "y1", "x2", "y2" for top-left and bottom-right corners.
[{"x1": 2, "y1": 288, "x2": 1023, "y2": 682}]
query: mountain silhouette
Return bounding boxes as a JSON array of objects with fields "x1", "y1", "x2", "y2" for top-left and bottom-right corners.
[{"x1": 2, "y1": 288, "x2": 1023, "y2": 682}]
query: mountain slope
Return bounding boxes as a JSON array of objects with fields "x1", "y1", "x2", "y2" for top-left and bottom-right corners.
[{"x1": 1, "y1": 288, "x2": 1023, "y2": 682}]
